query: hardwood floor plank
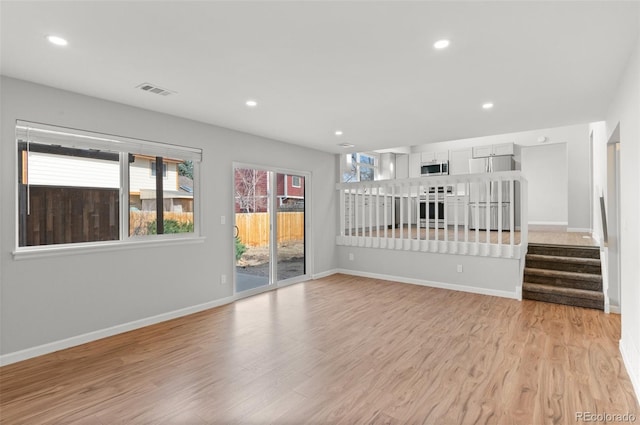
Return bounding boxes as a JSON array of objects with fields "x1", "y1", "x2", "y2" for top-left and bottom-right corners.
[{"x1": 1, "y1": 274, "x2": 637, "y2": 424}]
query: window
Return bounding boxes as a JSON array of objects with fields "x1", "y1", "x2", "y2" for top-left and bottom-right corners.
[
  {"x1": 342, "y1": 152, "x2": 378, "y2": 182},
  {"x1": 150, "y1": 161, "x2": 168, "y2": 178},
  {"x1": 16, "y1": 121, "x2": 202, "y2": 248},
  {"x1": 291, "y1": 175, "x2": 301, "y2": 188}
]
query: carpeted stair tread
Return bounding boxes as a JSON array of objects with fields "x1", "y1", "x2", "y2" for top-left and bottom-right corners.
[
  {"x1": 523, "y1": 282, "x2": 604, "y2": 310},
  {"x1": 525, "y1": 253, "x2": 601, "y2": 274},
  {"x1": 524, "y1": 267, "x2": 602, "y2": 283},
  {"x1": 526, "y1": 253, "x2": 600, "y2": 266},
  {"x1": 527, "y1": 243, "x2": 600, "y2": 259}
]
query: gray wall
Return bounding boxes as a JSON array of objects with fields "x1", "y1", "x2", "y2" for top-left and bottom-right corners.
[
  {"x1": 604, "y1": 29, "x2": 640, "y2": 398},
  {"x1": 0, "y1": 77, "x2": 338, "y2": 355},
  {"x1": 337, "y1": 246, "x2": 521, "y2": 298},
  {"x1": 521, "y1": 143, "x2": 569, "y2": 225}
]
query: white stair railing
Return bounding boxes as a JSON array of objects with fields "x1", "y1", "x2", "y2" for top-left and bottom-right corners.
[{"x1": 336, "y1": 171, "x2": 528, "y2": 259}]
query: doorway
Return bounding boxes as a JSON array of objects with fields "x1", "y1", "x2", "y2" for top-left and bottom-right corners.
[
  {"x1": 606, "y1": 135, "x2": 621, "y2": 309},
  {"x1": 233, "y1": 164, "x2": 308, "y2": 295}
]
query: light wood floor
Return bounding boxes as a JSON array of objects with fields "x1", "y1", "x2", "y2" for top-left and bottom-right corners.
[{"x1": 1, "y1": 275, "x2": 636, "y2": 424}]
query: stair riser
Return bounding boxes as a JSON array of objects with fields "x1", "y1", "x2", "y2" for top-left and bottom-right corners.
[
  {"x1": 523, "y1": 274, "x2": 602, "y2": 291},
  {"x1": 523, "y1": 290, "x2": 604, "y2": 310},
  {"x1": 527, "y1": 245, "x2": 600, "y2": 259},
  {"x1": 525, "y1": 259, "x2": 601, "y2": 275}
]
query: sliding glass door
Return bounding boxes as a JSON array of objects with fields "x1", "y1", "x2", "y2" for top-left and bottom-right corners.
[
  {"x1": 233, "y1": 166, "x2": 307, "y2": 294},
  {"x1": 276, "y1": 173, "x2": 305, "y2": 281},
  {"x1": 234, "y1": 167, "x2": 271, "y2": 292}
]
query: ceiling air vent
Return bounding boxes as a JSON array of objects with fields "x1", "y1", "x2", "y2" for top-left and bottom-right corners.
[{"x1": 136, "y1": 83, "x2": 175, "y2": 96}]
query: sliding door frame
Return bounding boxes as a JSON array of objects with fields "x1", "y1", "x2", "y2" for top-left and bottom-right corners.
[{"x1": 232, "y1": 162, "x2": 312, "y2": 298}]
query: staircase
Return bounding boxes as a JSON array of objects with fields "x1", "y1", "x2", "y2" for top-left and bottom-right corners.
[{"x1": 522, "y1": 243, "x2": 604, "y2": 310}]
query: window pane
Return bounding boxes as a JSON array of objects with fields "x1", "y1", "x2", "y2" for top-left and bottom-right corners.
[
  {"x1": 359, "y1": 154, "x2": 375, "y2": 165},
  {"x1": 18, "y1": 143, "x2": 120, "y2": 247},
  {"x1": 360, "y1": 166, "x2": 375, "y2": 181},
  {"x1": 342, "y1": 161, "x2": 358, "y2": 182},
  {"x1": 129, "y1": 156, "x2": 194, "y2": 236}
]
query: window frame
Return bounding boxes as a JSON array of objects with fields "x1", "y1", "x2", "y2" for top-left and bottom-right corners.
[
  {"x1": 342, "y1": 152, "x2": 379, "y2": 183},
  {"x1": 291, "y1": 175, "x2": 302, "y2": 188},
  {"x1": 13, "y1": 121, "x2": 203, "y2": 259}
]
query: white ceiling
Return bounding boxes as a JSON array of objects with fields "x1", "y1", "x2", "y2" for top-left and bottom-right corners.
[{"x1": 1, "y1": 1, "x2": 638, "y2": 153}]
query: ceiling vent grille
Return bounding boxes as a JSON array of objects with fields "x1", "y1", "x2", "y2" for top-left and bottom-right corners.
[{"x1": 136, "y1": 83, "x2": 175, "y2": 96}]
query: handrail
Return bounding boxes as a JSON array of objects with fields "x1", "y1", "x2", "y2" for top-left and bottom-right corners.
[{"x1": 336, "y1": 172, "x2": 528, "y2": 259}]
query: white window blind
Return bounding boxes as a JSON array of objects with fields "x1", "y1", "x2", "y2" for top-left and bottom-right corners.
[{"x1": 16, "y1": 121, "x2": 202, "y2": 161}]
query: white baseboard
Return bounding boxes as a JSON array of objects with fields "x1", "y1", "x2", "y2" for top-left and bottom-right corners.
[
  {"x1": 620, "y1": 337, "x2": 640, "y2": 404},
  {"x1": 529, "y1": 221, "x2": 568, "y2": 226},
  {"x1": 312, "y1": 269, "x2": 339, "y2": 279},
  {"x1": 336, "y1": 268, "x2": 518, "y2": 300},
  {"x1": 609, "y1": 305, "x2": 621, "y2": 314},
  {"x1": 0, "y1": 295, "x2": 235, "y2": 367},
  {"x1": 567, "y1": 227, "x2": 592, "y2": 233}
]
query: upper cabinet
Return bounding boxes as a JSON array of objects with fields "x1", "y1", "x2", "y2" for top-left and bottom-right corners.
[
  {"x1": 395, "y1": 154, "x2": 409, "y2": 179},
  {"x1": 472, "y1": 142, "x2": 514, "y2": 158},
  {"x1": 421, "y1": 151, "x2": 449, "y2": 163},
  {"x1": 449, "y1": 148, "x2": 473, "y2": 175},
  {"x1": 408, "y1": 153, "x2": 421, "y2": 178}
]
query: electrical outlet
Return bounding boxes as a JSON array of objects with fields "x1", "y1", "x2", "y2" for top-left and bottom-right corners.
[
  {"x1": 457, "y1": 264, "x2": 463, "y2": 273},
  {"x1": 220, "y1": 215, "x2": 226, "y2": 225},
  {"x1": 220, "y1": 274, "x2": 227, "y2": 284},
  {"x1": 349, "y1": 253, "x2": 354, "y2": 261}
]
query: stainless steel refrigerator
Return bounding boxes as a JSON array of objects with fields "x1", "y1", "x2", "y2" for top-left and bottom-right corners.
[{"x1": 468, "y1": 156, "x2": 514, "y2": 230}]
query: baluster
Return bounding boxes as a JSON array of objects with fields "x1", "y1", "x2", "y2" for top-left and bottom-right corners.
[
  {"x1": 509, "y1": 179, "x2": 514, "y2": 251},
  {"x1": 498, "y1": 177, "x2": 503, "y2": 254},
  {"x1": 485, "y1": 180, "x2": 491, "y2": 245}
]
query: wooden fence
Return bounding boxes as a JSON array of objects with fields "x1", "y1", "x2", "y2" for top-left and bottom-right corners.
[
  {"x1": 236, "y1": 212, "x2": 304, "y2": 246},
  {"x1": 130, "y1": 211, "x2": 194, "y2": 236}
]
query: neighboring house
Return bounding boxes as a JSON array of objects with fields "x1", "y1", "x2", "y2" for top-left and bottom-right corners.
[
  {"x1": 129, "y1": 155, "x2": 193, "y2": 213},
  {"x1": 276, "y1": 173, "x2": 304, "y2": 209},
  {"x1": 234, "y1": 169, "x2": 304, "y2": 212}
]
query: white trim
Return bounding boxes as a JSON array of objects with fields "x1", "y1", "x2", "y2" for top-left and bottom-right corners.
[
  {"x1": 277, "y1": 275, "x2": 309, "y2": 288},
  {"x1": 528, "y1": 221, "x2": 568, "y2": 226},
  {"x1": 609, "y1": 305, "x2": 621, "y2": 314},
  {"x1": 620, "y1": 337, "x2": 640, "y2": 404},
  {"x1": 13, "y1": 236, "x2": 205, "y2": 260},
  {"x1": 312, "y1": 269, "x2": 339, "y2": 279},
  {"x1": 335, "y1": 268, "x2": 518, "y2": 300},
  {"x1": 0, "y1": 294, "x2": 234, "y2": 366},
  {"x1": 567, "y1": 227, "x2": 592, "y2": 233}
]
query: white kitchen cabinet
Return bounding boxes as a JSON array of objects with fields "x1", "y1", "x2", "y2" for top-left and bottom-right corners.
[
  {"x1": 449, "y1": 148, "x2": 473, "y2": 175},
  {"x1": 492, "y1": 143, "x2": 515, "y2": 156},
  {"x1": 445, "y1": 195, "x2": 468, "y2": 226},
  {"x1": 344, "y1": 193, "x2": 393, "y2": 231},
  {"x1": 395, "y1": 154, "x2": 409, "y2": 179},
  {"x1": 421, "y1": 150, "x2": 449, "y2": 163},
  {"x1": 408, "y1": 153, "x2": 421, "y2": 178},
  {"x1": 472, "y1": 142, "x2": 514, "y2": 158}
]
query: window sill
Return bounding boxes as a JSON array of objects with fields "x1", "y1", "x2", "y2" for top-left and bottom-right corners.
[{"x1": 12, "y1": 236, "x2": 206, "y2": 261}]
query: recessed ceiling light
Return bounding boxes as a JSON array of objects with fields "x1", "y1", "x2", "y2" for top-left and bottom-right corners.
[
  {"x1": 482, "y1": 102, "x2": 494, "y2": 109},
  {"x1": 434, "y1": 39, "x2": 450, "y2": 50},
  {"x1": 245, "y1": 100, "x2": 258, "y2": 107},
  {"x1": 335, "y1": 130, "x2": 343, "y2": 136},
  {"x1": 46, "y1": 35, "x2": 68, "y2": 46},
  {"x1": 338, "y1": 143, "x2": 354, "y2": 148}
]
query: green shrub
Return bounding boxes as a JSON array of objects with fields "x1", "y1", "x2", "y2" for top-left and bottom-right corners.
[
  {"x1": 235, "y1": 236, "x2": 247, "y2": 261},
  {"x1": 146, "y1": 219, "x2": 194, "y2": 234}
]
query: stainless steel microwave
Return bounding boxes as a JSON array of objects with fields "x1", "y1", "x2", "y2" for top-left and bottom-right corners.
[{"x1": 421, "y1": 161, "x2": 449, "y2": 176}]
